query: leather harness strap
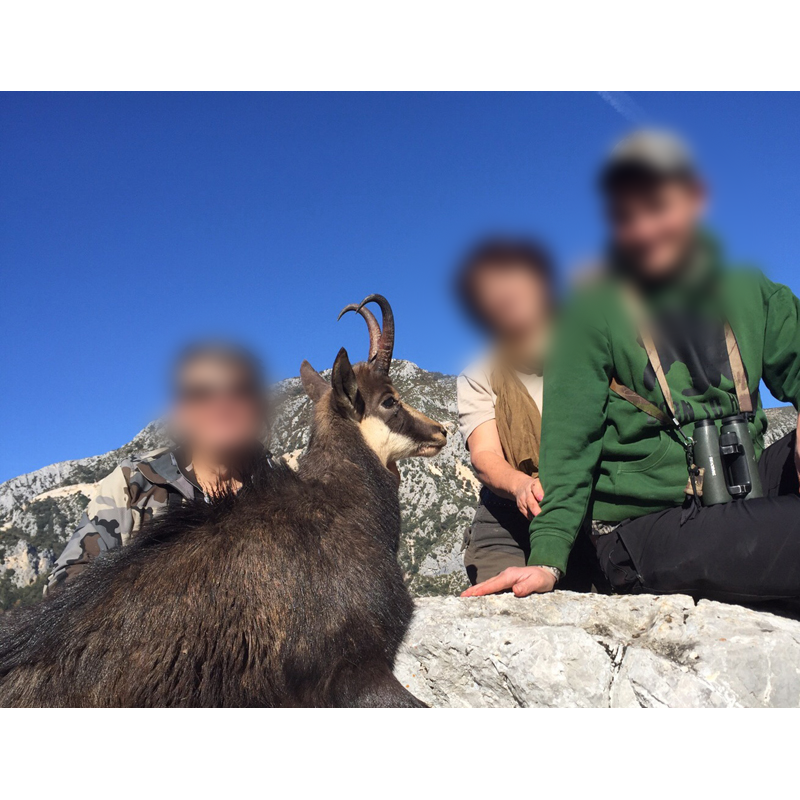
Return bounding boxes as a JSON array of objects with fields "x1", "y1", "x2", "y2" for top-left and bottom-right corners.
[
  {"x1": 611, "y1": 285, "x2": 752, "y2": 426},
  {"x1": 725, "y1": 322, "x2": 753, "y2": 414},
  {"x1": 609, "y1": 377, "x2": 671, "y2": 426},
  {"x1": 609, "y1": 284, "x2": 753, "y2": 509}
]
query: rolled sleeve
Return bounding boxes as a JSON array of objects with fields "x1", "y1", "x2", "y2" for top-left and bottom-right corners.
[{"x1": 457, "y1": 371, "x2": 496, "y2": 447}]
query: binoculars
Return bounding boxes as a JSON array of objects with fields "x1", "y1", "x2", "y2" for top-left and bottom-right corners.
[{"x1": 692, "y1": 414, "x2": 763, "y2": 506}]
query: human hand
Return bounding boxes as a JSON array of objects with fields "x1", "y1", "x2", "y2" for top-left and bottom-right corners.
[
  {"x1": 461, "y1": 566, "x2": 557, "y2": 598},
  {"x1": 512, "y1": 475, "x2": 544, "y2": 519}
]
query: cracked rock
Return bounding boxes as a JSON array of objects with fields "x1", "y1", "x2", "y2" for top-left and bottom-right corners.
[{"x1": 395, "y1": 593, "x2": 800, "y2": 707}]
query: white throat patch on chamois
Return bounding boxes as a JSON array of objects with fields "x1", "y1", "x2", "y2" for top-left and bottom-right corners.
[{"x1": 359, "y1": 415, "x2": 418, "y2": 465}]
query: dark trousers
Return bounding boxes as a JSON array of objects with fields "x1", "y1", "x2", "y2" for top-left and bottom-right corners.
[
  {"x1": 464, "y1": 489, "x2": 597, "y2": 591},
  {"x1": 595, "y1": 431, "x2": 800, "y2": 602}
]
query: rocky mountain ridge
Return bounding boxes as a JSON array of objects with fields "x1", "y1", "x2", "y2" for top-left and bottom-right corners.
[
  {"x1": 1, "y1": 364, "x2": 795, "y2": 611},
  {"x1": 0, "y1": 361, "x2": 478, "y2": 607}
]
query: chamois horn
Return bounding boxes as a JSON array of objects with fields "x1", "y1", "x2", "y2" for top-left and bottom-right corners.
[
  {"x1": 358, "y1": 294, "x2": 394, "y2": 374},
  {"x1": 338, "y1": 303, "x2": 381, "y2": 363}
]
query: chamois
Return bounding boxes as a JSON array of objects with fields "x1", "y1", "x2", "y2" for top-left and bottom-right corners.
[{"x1": 0, "y1": 295, "x2": 447, "y2": 707}]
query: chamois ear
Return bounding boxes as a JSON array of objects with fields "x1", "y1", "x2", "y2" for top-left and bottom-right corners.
[
  {"x1": 300, "y1": 360, "x2": 329, "y2": 403},
  {"x1": 331, "y1": 348, "x2": 364, "y2": 421}
]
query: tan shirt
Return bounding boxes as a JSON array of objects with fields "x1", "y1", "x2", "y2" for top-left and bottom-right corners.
[{"x1": 457, "y1": 355, "x2": 544, "y2": 447}]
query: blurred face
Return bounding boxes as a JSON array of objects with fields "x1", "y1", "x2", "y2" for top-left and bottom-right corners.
[
  {"x1": 606, "y1": 177, "x2": 706, "y2": 280},
  {"x1": 472, "y1": 263, "x2": 550, "y2": 342},
  {"x1": 171, "y1": 358, "x2": 265, "y2": 457}
]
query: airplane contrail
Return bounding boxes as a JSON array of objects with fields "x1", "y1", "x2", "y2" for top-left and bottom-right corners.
[{"x1": 597, "y1": 91, "x2": 649, "y2": 124}]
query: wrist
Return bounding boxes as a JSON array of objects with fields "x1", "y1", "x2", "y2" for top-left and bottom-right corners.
[
  {"x1": 509, "y1": 471, "x2": 531, "y2": 495},
  {"x1": 533, "y1": 565, "x2": 562, "y2": 584},
  {"x1": 528, "y1": 532, "x2": 571, "y2": 575}
]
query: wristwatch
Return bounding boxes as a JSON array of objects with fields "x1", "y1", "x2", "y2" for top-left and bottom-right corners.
[{"x1": 534, "y1": 565, "x2": 562, "y2": 584}]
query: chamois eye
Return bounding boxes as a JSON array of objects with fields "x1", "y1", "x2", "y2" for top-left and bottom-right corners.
[{"x1": 381, "y1": 396, "x2": 397, "y2": 409}]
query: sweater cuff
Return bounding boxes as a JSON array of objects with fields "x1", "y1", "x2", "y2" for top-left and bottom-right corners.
[{"x1": 527, "y1": 532, "x2": 572, "y2": 575}]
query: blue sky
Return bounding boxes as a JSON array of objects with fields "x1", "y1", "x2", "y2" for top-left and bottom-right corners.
[{"x1": 2, "y1": 92, "x2": 799, "y2": 482}]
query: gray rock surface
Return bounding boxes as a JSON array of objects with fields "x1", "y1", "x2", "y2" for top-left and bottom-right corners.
[{"x1": 395, "y1": 593, "x2": 800, "y2": 707}]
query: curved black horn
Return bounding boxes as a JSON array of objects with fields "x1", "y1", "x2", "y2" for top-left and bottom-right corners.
[
  {"x1": 337, "y1": 303, "x2": 381, "y2": 362},
  {"x1": 357, "y1": 294, "x2": 394, "y2": 373}
]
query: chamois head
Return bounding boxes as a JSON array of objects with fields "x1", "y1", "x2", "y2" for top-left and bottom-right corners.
[{"x1": 300, "y1": 294, "x2": 448, "y2": 466}]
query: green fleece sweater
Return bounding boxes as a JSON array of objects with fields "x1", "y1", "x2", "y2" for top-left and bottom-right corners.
[{"x1": 529, "y1": 240, "x2": 800, "y2": 574}]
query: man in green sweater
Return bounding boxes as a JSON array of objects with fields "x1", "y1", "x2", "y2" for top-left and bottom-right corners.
[{"x1": 464, "y1": 130, "x2": 800, "y2": 601}]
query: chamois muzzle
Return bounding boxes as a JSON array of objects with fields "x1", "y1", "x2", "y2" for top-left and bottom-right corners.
[{"x1": 414, "y1": 424, "x2": 448, "y2": 457}]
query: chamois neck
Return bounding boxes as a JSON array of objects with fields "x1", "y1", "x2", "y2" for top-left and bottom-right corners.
[{"x1": 302, "y1": 408, "x2": 396, "y2": 496}]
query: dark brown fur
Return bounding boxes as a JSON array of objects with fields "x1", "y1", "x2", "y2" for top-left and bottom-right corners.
[{"x1": 0, "y1": 351, "x2": 446, "y2": 707}]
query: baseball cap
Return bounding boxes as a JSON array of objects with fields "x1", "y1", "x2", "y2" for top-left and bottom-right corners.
[{"x1": 600, "y1": 129, "x2": 698, "y2": 191}]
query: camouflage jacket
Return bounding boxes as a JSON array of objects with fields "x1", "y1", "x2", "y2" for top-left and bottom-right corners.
[{"x1": 47, "y1": 448, "x2": 203, "y2": 592}]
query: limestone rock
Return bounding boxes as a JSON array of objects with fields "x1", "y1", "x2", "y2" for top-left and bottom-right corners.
[
  {"x1": 2, "y1": 540, "x2": 53, "y2": 588},
  {"x1": 395, "y1": 593, "x2": 800, "y2": 707}
]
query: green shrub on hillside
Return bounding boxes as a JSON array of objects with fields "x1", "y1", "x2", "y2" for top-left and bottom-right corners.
[{"x1": 0, "y1": 571, "x2": 48, "y2": 612}]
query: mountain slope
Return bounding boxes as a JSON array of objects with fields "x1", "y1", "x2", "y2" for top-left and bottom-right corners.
[
  {"x1": 1, "y1": 362, "x2": 796, "y2": 611},
  {"x1": 0, "y1": 361, "x2": 478, "y2": 608}
]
